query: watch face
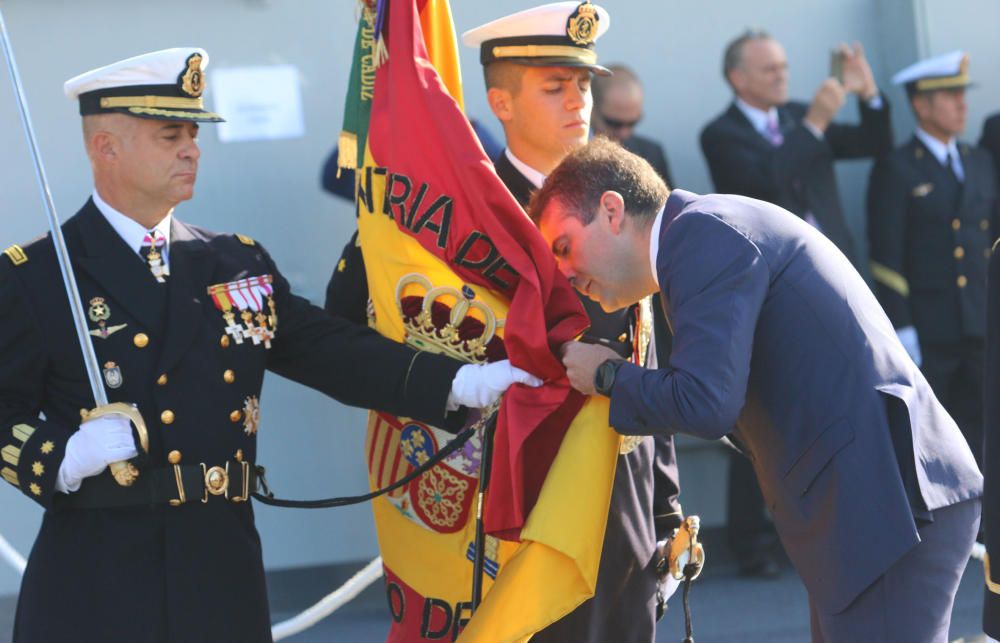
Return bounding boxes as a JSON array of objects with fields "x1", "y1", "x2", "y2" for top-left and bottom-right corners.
[{"x1": 595, "y1": 360, "x2": 616, "y2": 396}]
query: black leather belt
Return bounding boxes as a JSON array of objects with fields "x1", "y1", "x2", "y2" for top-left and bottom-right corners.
[{"x1": 64, "y1": 459, "x2": 260, "y2": 508}]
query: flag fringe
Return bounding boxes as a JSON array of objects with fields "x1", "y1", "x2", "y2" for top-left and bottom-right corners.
[{"x1": 337, "y1": 131, "x2": 359, "y2": 175}]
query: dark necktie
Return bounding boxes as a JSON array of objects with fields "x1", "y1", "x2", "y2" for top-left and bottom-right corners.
[
  {"x1": 945, "y1": 151, "x2": 964, "y2": 184},
  {"x1": 139, "y1": 229, "x2": 168, "y2": 283}
]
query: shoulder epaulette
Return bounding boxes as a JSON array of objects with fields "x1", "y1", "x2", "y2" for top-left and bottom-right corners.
[
  {"x1": 3, "y1": 245, "x2": 27, "y2": 266},
  {"x1": 236, "y1": 234, "x2": 255, "y2": 247}
]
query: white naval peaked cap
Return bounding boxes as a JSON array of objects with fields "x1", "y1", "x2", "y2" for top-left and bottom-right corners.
[
  {"x1": 462, "y1": 2, "x2": 611, "y2": 75},
  {"x1": 891, "y1": 50, "x2": 973, "y2": 93},
  {"x1": 64, "y1": 47, "x2": 224, "y2": 122}
]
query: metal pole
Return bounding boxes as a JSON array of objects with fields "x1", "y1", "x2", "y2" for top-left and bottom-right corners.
[
  {"x1": 0, "y1": 7, "x2": 107, "y2": 408},
  {"x1": 470, "y1": 411, "x2": 497, "y2": 611}
]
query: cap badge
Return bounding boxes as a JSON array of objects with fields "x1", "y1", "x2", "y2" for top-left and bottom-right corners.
[
  {"x1": 179, "y1": 53, "x2": 205, "y2": 98},
  {"x1": 567, "y1": 1, "x2": 599, "y2": 46}
]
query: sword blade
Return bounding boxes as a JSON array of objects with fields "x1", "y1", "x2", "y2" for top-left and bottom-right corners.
[{"x1": 0, "y1": 8, "x2": 107, "y2": 407}]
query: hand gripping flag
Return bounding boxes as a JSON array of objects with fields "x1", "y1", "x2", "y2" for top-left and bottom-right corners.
[{"x1": 339, "y1": 1, "x2": 623, "y2": 639}]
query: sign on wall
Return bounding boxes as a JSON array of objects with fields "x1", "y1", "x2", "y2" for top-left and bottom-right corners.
[{"x1": 211, "y1": 64, "x2": 305, "y2": 142}]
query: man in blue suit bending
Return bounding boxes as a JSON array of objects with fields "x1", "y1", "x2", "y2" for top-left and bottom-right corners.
[{"x1": 528, "y1": 137, "x2": 982, "y2": 641}]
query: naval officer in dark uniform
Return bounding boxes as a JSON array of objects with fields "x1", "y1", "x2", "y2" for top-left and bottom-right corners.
[
  {"x1": 459, "y1": 3, "x2": 688, "y2": 641},
  {"x1": 984, "y1": 238, "x2": 1000, "y2": 641},
  {"x1": 0, "y1": 47, "x2": 537, "y2": 643},
  {"x1": 868, "y1": 51, "x2": 999, "y2": 468}
]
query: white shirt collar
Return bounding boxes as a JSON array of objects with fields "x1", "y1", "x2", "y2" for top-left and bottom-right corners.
[
  {"x1": 504, "y1": 148, "x2": 547, "y2": 189},
  {"x1": 914, "y1": 127, "x2": 960, "y2": 166},
  {"x1": 649, "y1": 204, "x2": 666, "y2": 287},
  {"x1": 734, "y1": 97, "x2": 779, "y2": 135},
  {"x1": 92, "y1": 190, "x2": 173, "y2": 263}
]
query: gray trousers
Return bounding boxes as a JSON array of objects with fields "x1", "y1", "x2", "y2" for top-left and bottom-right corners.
[{"x1": 809, "y1": 498, "x2": 981, "y2": 642}]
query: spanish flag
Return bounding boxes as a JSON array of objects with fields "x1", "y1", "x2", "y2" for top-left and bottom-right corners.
[{"x1": 339, "y1": 1, "x2": 621, "y2": 639}]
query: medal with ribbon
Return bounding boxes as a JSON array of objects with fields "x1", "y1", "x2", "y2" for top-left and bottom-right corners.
[{"x1": 207, "y1": 275, "x2": 278, "y2": 348}]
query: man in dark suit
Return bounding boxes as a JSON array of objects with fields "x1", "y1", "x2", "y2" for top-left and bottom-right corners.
[
  {"x1": 591, "y1": 63, "x2": 677, "y2": 372},
  {"x1": 981, "y1": 112, "x2": 1000, "y2": 188},
  {"x1": 458, "y1": 3, "x2": 688, "y2": 641},
  {"x1": 0, "y1": 47, "x2": 534, "y2": 642},
  {"x1": 868, "y1": 52, "x2": 998, "y2": 468},
  {"x1": 700, "y1": 29, "x2": 892, "y2": 267},
  {"x1": 591, "y1": 64, "x2": 674, "y2": 187},
  {"x1": 532, "y1": 137, "x2": 982, "y2": 641},
  {"x1": 700, "y1": 29, "x2": 892, "y2": 577},
  {"x1": 984, "y1": 239, "x2": 1000, "y2": 639}
]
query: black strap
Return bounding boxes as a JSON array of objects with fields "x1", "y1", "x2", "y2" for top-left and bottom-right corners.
[
  {"x1": 251, "y1": 425, "x2": 476, "y2": 509},
  {"x1": 63, "y1": 460, "x2": 255, "y2": 508}
]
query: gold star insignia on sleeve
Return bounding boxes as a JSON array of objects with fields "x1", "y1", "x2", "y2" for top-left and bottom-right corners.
[
  {"x1": 29, "y1": 482, "x2": 41, "y2": 496},
  {"x1": 40, "y1": 441, "x2": 54, "y2": 455},
  {"x1": 337, "y1": 258, "x2": 347, "y2": 273},
  {"x1": 31, "y1": 461, "x2": 44, "y2": 476}
]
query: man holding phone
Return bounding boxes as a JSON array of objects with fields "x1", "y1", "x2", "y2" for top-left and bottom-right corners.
[
  {"x1": 700, "y1": 29, "x2": 892, "y2": 268},
  {"x1": 699, "y1": 29, "x2": 892, "y2": 579}
]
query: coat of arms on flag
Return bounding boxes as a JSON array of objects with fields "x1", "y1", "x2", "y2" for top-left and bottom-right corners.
[{"x1": 338, "y1": 0, "x2": 622, "y2": 640}]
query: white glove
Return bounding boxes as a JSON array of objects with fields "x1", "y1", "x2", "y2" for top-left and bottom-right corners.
[
  {"x1": 56, "y1": 414, "x2": 138, "y2": 493},
  {"x1": 896, "y1": 326, "x2": 922, "y2": 367},
  {"x1": 660, "y1": 575, "x2": 681, "y2": 604},
  {"x1": 446, "y1": 360, "x2": 543, "y2": 410}
]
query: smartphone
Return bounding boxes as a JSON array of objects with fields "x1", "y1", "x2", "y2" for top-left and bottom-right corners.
[{"x1": 830, "y1": 50, "x2": 844, "y2": 83}]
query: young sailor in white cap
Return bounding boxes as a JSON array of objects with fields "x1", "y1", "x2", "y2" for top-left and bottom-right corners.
[
  {"x1": 464, "y1": 4, "x2": 693, "y2": 642},
  {"x1": 867, "y1": 49, "x2": 995, "y2": 492},
  {"x1": 1, "y1": 47, "x2": 537, "y2": 642}
]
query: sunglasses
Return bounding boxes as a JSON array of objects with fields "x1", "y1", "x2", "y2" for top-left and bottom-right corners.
[{"x1": 600, "y1": 114, "x2": 642, "y2": 130}]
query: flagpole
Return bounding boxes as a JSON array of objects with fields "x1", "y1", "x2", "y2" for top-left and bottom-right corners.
[{"x1": 470, "y1": 411, "x2": 497, "y2": 611}]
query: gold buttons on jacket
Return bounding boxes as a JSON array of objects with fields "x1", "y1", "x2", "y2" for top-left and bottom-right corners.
[
  {"x1": 954, "y1": 246, "x2": 965, "y2": 259},
  {"x1": 157, "y1": 374, "x2": 168, "y2": 386},
  {"x1": 223, "y1": 370, "x2": 235, "y2": 384},
  {"x1": 957, "y1": 275, "x2": 968, "y2": 288},
  {"x1": 134, "y1": 333, "x2": 149, "y2": 348},
  {"x1": 230, "y1": 410, "x2": 242, "y2": 423},
  {"x1": 161, "y1": 410, "x2": 175, "y2": 425},
  {"x1": 220, "y1": 335, "x2": 231, "y2": 348},
  {"x1": 982, "y1": 219, "x2": 991, "y2": 231},
  {"x1": 952, "y1": 219, "x2": 961, "y2": 231},
  {"x1": 168, "y1": 450, "x2": 182, "y2": 465}
]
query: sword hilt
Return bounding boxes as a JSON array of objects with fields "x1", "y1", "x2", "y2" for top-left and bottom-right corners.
[{"x1": 80, "y1": 403, "x2": 150, "y2": 487}]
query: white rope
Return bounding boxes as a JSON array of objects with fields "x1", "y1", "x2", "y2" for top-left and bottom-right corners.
[
  {"x1": 0, "y1": 533, "x2": 990, "y2": 639},
  {"x1": 271, "y1": 556, "x2": 384, "y2": 641},
  {"x1": 0, "y1": 532, "x2": 26, "y2": 575}
]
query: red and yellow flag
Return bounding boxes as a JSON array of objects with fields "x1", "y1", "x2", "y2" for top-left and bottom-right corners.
[{"x1": 339, "y1": 1, "x2": 622, "y2": 639}]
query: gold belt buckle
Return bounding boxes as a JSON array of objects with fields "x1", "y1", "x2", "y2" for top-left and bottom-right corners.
[{"x1": 201, "y1": 463, "x2": 230, "y2": 502}]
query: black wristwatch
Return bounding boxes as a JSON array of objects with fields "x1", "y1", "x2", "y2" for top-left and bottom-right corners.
[{"x1": 594, "y1": 358, "x2": 627, "y2": 397}]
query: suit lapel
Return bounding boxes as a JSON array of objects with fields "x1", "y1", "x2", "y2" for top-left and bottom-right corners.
[
  {"x1": 156, "y1": 218, "x2": 216, "y2": 375},
  {"x1": 73, "y1": 199, "x2": 167, "y2": 333},
  {"x1": 957, "y1": 143, "x2": 976, "y2": 214},
  {"x1": 494, "y1": 152, "x2": 536, "y2": 208},
  {"x1": 909, "y1": 136, "x2": 965, "y2": 215},
  {"x1": 726, "y1": 102, "x2": 771, "y2": 148}
]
